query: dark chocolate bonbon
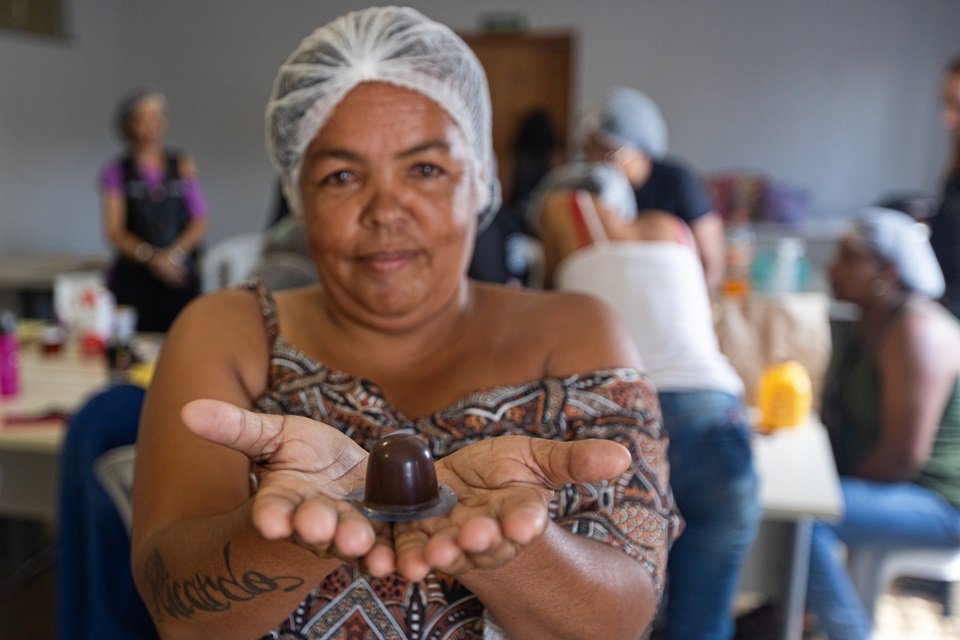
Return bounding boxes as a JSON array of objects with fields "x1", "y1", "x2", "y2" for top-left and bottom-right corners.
[{"x1": 353, "y1": 433, "x2": 457, "y2": 522}]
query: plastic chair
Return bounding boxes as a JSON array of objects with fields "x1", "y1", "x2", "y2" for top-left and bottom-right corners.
[
  {"x1": 56, "y1": 384, "x2": 157, "y2": 639},
  {"x1": 849, "y1": 546, "x2": 960, "y2": 619},
  {"x1": 93, "y1": 444, "x2": 137, "y2": 533},
  {"x1": 200, "y1": 232, "x2": 264, "y2": 292}
]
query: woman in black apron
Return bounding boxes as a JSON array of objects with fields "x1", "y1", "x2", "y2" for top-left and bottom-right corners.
[{"x1": 99, "y1": 88, "x2": 209, "y2": 332}]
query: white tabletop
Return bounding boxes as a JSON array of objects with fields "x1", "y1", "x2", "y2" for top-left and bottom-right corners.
[
  {"x1": 753, "y1": 415, "x2": 843, "y2": 521},
  {"x1": 0, "y1": 343, "x2": 109, "y2": 454}
]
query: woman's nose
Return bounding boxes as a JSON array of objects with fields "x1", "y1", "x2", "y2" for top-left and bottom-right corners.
[{"x1": 360, "y1": 184, "x2": 406, "y2": 229}]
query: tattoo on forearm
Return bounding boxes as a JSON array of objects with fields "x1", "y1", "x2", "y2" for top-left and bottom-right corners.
[{"x1": 145, "y1": 542, "x2": 305, "y2": 620}]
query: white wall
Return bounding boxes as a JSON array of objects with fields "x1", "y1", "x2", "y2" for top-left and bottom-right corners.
[
  {"x1": 0, "y1": 0, "x2": 124, "y2": 253},
  {"x1": 2, "y1": 0, "x2": 959, "y2": 254}
]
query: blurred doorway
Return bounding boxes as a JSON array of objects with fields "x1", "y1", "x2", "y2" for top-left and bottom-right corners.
[{"x1": 461, "y1": 31, "x2": 574, "y2": 201}]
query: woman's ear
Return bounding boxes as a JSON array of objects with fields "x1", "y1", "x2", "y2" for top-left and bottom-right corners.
[{"x1": 876, "y1": 261, "x2": 904, "y2": 295}]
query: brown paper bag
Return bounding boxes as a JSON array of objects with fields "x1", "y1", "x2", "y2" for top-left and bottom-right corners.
[{"x1": 715, "y1": 292, "x2": 831, "y2": 408}]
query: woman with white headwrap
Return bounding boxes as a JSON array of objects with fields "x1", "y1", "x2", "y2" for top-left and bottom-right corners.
[
  {"x1": 806, "y1": 208, "x2": 960, "y2": 639},
  {"x1": 130, "y1": 7, "x2": 678, "y2": 639}
]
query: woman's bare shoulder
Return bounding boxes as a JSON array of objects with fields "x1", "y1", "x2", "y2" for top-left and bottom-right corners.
[
  {"x1": 153, "y1": 287, "x2": 273, "y2": 401},
  {"x1": 174, "y1": 287, "x2": 261, "y2": 326},
  {"x1": 473, "y1": 280, "x2": 603, "y2": 318},
  {"x1": 164, "y1": 289, "x2": 269, "y2": 364},
  {"x1": 472, "y1": 283, "x2": 642, "y2": 374},
  {"x1": 881, "y1": 300, "x2": 960, "y2": 371}
]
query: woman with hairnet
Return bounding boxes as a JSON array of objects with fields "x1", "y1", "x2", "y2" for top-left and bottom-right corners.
[
  {"x1": 807, "y1": 208, "x2": 960, "y2": 639},
  {"x1": 529, "y1": 162, "x2": 760, "y2": 640},
  {"x1": 100, "y1": 88, "x2": 209, "y2": 332},
  {"x1": 130, "y1": 7, "x2": 679, "y2": 639},
  {"x1": 580, "y1": 87, "x2": 726, "y2": 296}
]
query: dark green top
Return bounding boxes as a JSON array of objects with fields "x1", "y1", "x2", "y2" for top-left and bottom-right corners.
[{"x1": 822, "y1": 319, "x2": 960, "y2": 506}]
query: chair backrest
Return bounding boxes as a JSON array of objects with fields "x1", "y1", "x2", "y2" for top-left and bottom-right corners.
[
  {"x1": 200, "y1": 232, "x2": 265, "y2": 292},
  {"x1": 93, "y1": 444, "x2": 137, "y2": 532}
]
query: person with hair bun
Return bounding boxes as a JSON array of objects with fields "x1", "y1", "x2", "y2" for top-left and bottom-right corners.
[
  {"x1": 100, "y1": 88, "x2": 208, "y2": 332},
  {"x1": 807, "y1": 207, "x2": 960, "y2": 639},
  {"x1": 130, "y1": 7, "x2": 679, "y2": 639}
]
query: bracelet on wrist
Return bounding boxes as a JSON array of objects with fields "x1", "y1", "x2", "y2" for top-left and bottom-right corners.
[
  {"x1": 168, "y1": 245, "x2": 187, "y2": 266},
  {"x1": 134, "y1": 242, "x2": 154, "y2": 263}
]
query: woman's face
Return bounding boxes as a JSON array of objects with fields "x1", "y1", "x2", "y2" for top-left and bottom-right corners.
[
  {"x1": 941, "y1": 70, "x2": 960, "y2": 138},
  {"x1": 827, "y1": 235, "x2": 885, "y2": 304},
  {"x1": 126, "y1": 97, "x2": 167, "y2": 147},
  {"x1": 298, "y1": 82, "x2": 479, "y2": 326}
]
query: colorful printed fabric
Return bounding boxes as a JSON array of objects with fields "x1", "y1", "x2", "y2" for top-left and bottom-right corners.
[{"x1": 247, "y1": 283, "x2": 680, "y2": 639}]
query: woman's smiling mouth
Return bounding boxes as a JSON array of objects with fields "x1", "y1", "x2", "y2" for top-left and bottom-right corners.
[{"x1": 357, "y1": 249, "x2": 420, "y2": 273}]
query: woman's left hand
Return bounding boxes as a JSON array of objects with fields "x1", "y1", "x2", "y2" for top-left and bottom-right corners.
[
  {"x1": 181, "y1": 399, "x2": 396, "y2": 575},
  {"x1": 392, "y1": 435, "x2": 631, "y2": 581}
]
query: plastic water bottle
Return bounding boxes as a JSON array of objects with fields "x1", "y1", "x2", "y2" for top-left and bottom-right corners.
[
  {"x1": 768, "y1": 237, "x2": 806, "y2": 294},
  {"x1": 723, "y1": 223, "x2": 755, "y2": 298},
  {"x1": 106, "y1": 305, "x2": 138, "y2": 378},
  {"x1": 0, "y1": 309, "x2": 20, "y2": 398}
]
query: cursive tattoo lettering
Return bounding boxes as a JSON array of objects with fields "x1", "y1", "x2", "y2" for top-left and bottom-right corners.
[{"x1": 145, "y1": 542, "x2": 305, "y2": 620}]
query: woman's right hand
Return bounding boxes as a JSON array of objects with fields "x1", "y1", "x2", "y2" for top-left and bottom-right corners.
[
  {"x1": 392, "y1": 435, "x2": 632, "y2": 580},
  {"x1": 180, "y1": 399, "x2": 396, "y2": 575},
  {"x1": 147, "y1": 249, "x2": 189, "y2": 287}
]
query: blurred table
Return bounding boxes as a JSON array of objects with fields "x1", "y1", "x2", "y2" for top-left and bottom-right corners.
[
  {"x1": 744, "y1": 416, "x2": 843, "y2": 640},
  {"x1": 0, "y1": 253, "x2": 108, "y2": 318},
  {"x1": 0, "y1": 342, "x2": 110, "y2": 522}
]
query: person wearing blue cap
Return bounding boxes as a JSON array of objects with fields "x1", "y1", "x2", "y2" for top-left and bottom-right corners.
[
  {"x1": 580, "y1": 87, "x2": 726, "y2": 295},
  {"x1": 807, "y1": 208, "x2": 960, "y2": 639}
]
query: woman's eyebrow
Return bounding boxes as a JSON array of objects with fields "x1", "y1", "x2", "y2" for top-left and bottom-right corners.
[
  {"x1": 305, "y1": 147, "x2": 363, "y2": 164},
  {"x1": 396, "y1": 139, "x2": 449, "y2": 158},
  {"x1": 305, "y1": 140, "x2": 450, "y2": 164}
]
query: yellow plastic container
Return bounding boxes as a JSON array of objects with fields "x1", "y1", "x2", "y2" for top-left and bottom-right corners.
[{"x1": 756, "y1": 360, "x2": 812, "y2": 433}]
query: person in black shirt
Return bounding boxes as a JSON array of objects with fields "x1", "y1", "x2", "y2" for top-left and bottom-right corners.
[
  {"x1": 931, "y1": 57, "x2": 960, "y2": 317},
  {"x1": 581, "y1": 87, "x2": 725, "y2": 295}
]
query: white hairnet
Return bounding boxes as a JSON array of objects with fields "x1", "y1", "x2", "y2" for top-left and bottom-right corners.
[
  {"x1": 848, "y1": 207, "x2": 945, "y2": 299},
  {"x1": 265, "y1": 6, "x2": 501, "y2": 228},
  {"x1": 579, "y1": 86, "x2": 668, "y2": 160},
  {"x1": 526, "y1": 162, "x2": 637, "y2": 231}
]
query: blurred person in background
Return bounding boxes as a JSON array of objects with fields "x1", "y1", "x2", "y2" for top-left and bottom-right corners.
[
  {"x1": 100, "y1": 88, "x2": 208, "y2": 332},
  {"x1": 931, "y1": 56, "x2": 960, "y2": 317},
  {"x1": 469, "y1": 108, "x2": 560, "y2": 285},
  {"x1": 530, "y1": 162, "x2": 760, "y2": 640},
  {"x1": 808, "y1": 207, "x2": 960, "y2": 639},
  {"x1": 579, "y1": 87, "x2": 725, "y2": 296}
]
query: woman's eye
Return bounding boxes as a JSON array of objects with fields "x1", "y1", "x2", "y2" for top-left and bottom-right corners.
[
  {"x1": 320, "y1": 170, "x2": 355, "y2": 186},
  {"x1": 412, "y1": 163, "x2": 444, "y2": 178}
]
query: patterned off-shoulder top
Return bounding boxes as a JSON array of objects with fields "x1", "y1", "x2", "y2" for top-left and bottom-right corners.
[{"x1": 245, "y1": 283, "x2": 680, "y2": 640}]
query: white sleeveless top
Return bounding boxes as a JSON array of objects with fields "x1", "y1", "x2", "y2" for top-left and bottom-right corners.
[{"x1": 554, "y1": 195, "x2": 742, "y2": 394}]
